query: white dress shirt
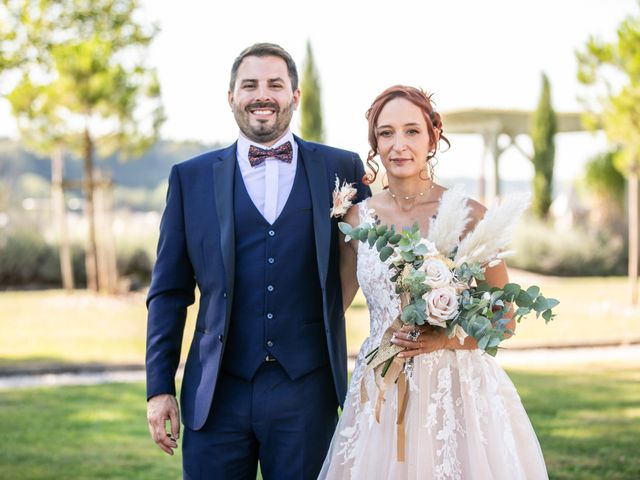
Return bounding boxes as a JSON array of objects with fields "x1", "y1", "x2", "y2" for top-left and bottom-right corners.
[{"x1": 236, "y1": 130, "x2": 298, "y2": 225}]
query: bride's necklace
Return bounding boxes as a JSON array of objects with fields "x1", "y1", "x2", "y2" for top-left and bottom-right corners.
[
  {"x1": 387, "y1": 182, "x2": 434, "y2": 201},
  {"x1": 387, "y1": 182, "x2": 436, "y2": 213}
]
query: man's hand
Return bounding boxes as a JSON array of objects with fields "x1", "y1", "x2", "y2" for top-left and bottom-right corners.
[{"x1": 147, "y1": 394, "x2": 181, "y2": 455}]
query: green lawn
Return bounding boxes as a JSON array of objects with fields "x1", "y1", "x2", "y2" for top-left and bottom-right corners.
[
  {"x1": 1, "y1": 274, "x2": 640, "y2": 371},
  {"x1": 510, "y1": 365, "x2": 640, "y2": 480},
  {"x1": 0, "y1": 290, "x2": 196, "y2": 370},
  {"x1": 0, "y1": 363, "x2": 638, "y2": 479}
]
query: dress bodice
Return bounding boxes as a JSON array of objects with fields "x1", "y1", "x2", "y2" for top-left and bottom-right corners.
[{"x1": 355, "y1": 199, "x2": 401, "y2": 345}]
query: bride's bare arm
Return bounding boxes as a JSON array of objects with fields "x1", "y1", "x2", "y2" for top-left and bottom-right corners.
[{"x1": 339, "y1": 205, "x2": 360, "y2": 312}]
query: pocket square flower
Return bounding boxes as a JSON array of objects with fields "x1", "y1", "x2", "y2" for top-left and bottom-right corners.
[{"x1": 330, "y1": 175, "x2": 357, "y2": 219}]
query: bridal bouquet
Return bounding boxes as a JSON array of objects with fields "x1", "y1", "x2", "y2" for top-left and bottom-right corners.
[{"x1": 339, "y1": 187, "x2": 558, "y2": 366}]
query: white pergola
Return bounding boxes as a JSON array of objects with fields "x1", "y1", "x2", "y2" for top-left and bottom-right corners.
[{"x1": 442, "y1": 109, "x2": 585, "y2": 201}]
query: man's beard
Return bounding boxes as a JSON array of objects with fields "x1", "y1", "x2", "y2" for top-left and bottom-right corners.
[{"x1": 232, "y1": 100, "x2": 295, "y2": 144}]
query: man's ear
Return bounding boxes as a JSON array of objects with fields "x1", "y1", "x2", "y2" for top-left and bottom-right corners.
[
  {"x1": 228, "y1": 90, "x2": 234, "y2": 108},
  {"x1": 292, "y1": 88, "x2": 301, "y2": 110}
]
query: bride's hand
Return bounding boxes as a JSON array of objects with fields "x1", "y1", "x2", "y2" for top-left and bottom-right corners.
[{"x1": 391, "y1": 324, "x2": 447, "y2": 358}]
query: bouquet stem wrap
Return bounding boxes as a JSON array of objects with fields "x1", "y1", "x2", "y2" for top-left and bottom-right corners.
[{"x1": 359, "y1": 292, "x2": 411, "y2": 461}]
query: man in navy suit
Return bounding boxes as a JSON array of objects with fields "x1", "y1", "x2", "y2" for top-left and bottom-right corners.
[{"x1": 146, "y1": 43, "x2": 370, "y2": 479}]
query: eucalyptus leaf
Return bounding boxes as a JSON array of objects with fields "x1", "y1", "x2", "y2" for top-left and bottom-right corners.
[
  {"x1": 533, "y1": 295, "x2": 547, "y2": 312},
  {"x1": 338, "y1": 222, "x2": 352, "y2": 235},
  {"x1": 375, "y1": 236, "x2": 388, "y2": 252},
  {"x1": 400, "y1": 251, "x2": 416, "y2": 262},
  {"x1": 485, "y1": 346, "x2": 498, "y2": 357},
  {"x1": 477, "y1": 335, "x2": 490, "y2": 351},
  {"x1": 376, "y1": 225, "x2": 388, "y2": 235},
  {"x1": 379, "y1": 246, "x2": 394, "y2": 262},
  {"x1": 503, "y1": 283, "x2": 521, "y2": 298},
  {"x1": 516, "y1": 291, "x2": 533, "y2": 307},
  {"x1": 367, "y1": 229, "x2": 377, "y2": 247},
  {"x1": 414, "y1": 243, "x2": 429, "y2": 255},
  {"x1": 545, "y1": 298, "x2": 560, "y2": 309},
  {"x1": 388, "y1": 233, "x2": 402, "y2": 245},
  {"x1": 526, "y1": 285, "x2": 540, "y2": 299}
]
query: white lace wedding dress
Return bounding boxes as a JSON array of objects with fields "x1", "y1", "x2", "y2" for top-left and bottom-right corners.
[{"x1": 319, "y1": 198, "x2": 548, "y2": 480}]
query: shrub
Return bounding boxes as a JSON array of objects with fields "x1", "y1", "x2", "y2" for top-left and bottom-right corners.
[
  {"x1": 0, "y1": 230, "x2": 86, "y2": 288},
  {"x1": 117, "y1": 247, "x2": 152, "y2": 289},
  {"x1": 509, "y1": 217, "x2": 626, "y2": 276},
  {"x1": 0, "y1": 231, "x2": 49, "y2": 285}
]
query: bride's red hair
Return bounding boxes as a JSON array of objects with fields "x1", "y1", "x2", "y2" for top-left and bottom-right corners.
[{"x1": 362, "y1": 85, "x2": 450, "y2": 185}]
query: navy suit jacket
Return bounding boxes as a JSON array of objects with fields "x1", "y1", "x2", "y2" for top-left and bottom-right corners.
[{"x1": 146, "y1": 135, "x2": 370, "y2": 430}]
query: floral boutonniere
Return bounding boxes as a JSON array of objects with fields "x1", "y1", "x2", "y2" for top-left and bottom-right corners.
[{"x1": 330, "y1": 175, "x2": 357, "y2": 219}]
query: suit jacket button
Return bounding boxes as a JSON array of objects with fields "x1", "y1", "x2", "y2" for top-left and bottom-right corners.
[
  {"x1": 223, "y1": 292, "x2": 227, "y2": 298},
  {"x1": 218, "y1": 334, "x2": 224, "y2": 342}
]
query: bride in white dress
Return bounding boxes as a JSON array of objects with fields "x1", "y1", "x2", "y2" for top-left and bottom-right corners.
[{"x1": 319, "y1": 86, "x2": 548, "y2": 479}]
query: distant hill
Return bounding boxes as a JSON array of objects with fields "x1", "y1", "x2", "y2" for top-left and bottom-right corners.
[{"x1": 0, "y1": 137, "x2": 223, "y2": 190}]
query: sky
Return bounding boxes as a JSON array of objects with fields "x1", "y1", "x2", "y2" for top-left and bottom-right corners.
[{"x1": 1, "y1": 0, "x2": 638, "y2": 182}]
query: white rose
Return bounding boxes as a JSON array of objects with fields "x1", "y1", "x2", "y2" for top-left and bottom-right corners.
[
  {"x1": 421, "y1": 258, "x2": 453, "y2": 288},
  {"x1": 425, "y1": 286, "x2": 459, "y2": 327}
]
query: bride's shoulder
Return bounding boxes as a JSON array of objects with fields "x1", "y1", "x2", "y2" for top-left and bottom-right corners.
[{"x1": 362, "y1": 191, "x2": 392, "y2": 212}]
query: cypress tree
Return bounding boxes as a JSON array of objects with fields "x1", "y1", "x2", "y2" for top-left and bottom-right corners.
[
  {"x1": 530, "y1": 73, "x2": 557, "y2": 219},
  {"x1": 300, "y1": 40, "x2": 324, "y2": 143}
]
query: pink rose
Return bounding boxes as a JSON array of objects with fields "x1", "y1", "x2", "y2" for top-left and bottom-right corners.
[
  {"x1": 425, "y1": 286, "x2": 459, "y2": 327},
  {"x1": 421, "y1": 258, "x2": 453, "y2": 288}
]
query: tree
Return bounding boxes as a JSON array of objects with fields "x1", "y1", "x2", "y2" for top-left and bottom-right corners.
[
  {"x1": 577, "y1": 2, "x2": 640, "y2": 302},
  {"x1": 300, "y1": 40, "x2": 324, "y2": 143},
  {"x1": 583, "y1": 150, "x2": 626, "y2": 233},
  {"x1": 5, "y1": 0, "x2": 164, "y2": 293},
  {"x1": 529, "y1": 73, "x2": 557, "y2": 219}
]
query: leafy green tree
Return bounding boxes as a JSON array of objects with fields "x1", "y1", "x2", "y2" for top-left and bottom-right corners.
[
  {"x1": 577, "y1": 2, "x2": 640, "y2": 302},
  {"x1": 530, "y1": 73, "x2": 557, "y2": 219},
  {"x1": 300, "y1": 40, "x2": 324, "y2": 143},
  {"x1": 584, "y1": 150, "x2": 626, "y2": 206},
  {"x1": 6, "y1": 0, "x2": 164, "y2": 292},
  {"x1": 583, "y1": 150, "x2": 626, "y2": 233}
]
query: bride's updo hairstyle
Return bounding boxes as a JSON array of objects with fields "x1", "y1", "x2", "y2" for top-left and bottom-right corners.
[{"x1": 362, "y1": 85, "x2": 450, "y2": 185}]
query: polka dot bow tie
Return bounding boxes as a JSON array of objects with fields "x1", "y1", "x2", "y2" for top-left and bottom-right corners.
[{"x1": 248, "y1": 141, "x2": 293, "y2": 167}]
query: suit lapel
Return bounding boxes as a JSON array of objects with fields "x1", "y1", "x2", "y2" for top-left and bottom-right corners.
[
  {"x1": 212, "y1": 143, "x2": 237, "y2": 300},
  {"x1": 296, "y1": 136, "x2": 330, "y2": 286}
]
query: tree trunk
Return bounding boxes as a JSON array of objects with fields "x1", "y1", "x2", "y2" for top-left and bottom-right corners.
[
  {"x1": 95, "y1": 171, "x2": 118, "y2": 294},
  {"x1": 629, "y1": 170, "x2": 638, "y2": 305},
  {"x1": 83, "y1": 126, "x2": 99, "y2": 292},
  {"x1": 51, "y1": 144, "x2": 74, "y2": 290}
]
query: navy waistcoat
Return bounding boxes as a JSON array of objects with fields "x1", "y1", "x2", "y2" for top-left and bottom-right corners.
[{"x1": 222, "y1": 156, "x2": 328, "y2": 380}]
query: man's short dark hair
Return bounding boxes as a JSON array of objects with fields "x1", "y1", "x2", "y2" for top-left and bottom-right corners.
[{"x1": 229, "y1": 43, "x2": 299, "y2": 91}]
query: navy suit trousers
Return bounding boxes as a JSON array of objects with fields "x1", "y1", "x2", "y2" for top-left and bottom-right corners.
[{"x1": 182, "y1": 362, "x2": 338, "y2": 480}]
